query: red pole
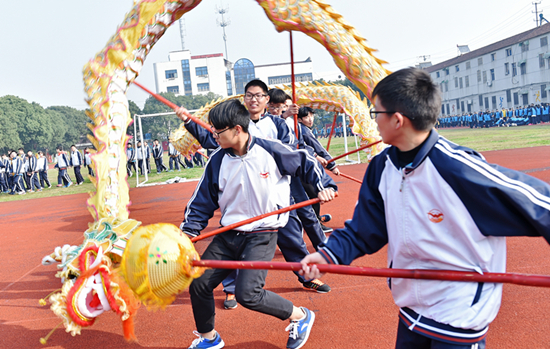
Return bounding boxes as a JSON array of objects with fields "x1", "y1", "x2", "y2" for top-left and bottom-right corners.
[
  {"x1": 326, "y1": 112, "x2": 338, "y2": 151},
  {"x1": 191, "y1": 197, "x2": 322, "y2": 242},
  {"x1": 132, "y1": 80, "x2": 212, "y2": 133},
  {"x1": 328, "y1": 140, "x2": 382, "y2": 164},
  {"x1": 338, "y1": 172, "x2": 363, "y2": 184},
  {"x1": 191, "y1": 260, "x2": 550, "y2": 288},
  {"x1": 290, "y1": 32, "x2": 299, "y2": 148}
]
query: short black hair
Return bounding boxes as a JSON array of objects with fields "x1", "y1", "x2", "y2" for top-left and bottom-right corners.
[
  {"x1": 209, "y1": 99, "x2": 250, "y2": 133},
  {"x1": 154, "y1": 139, "x2": 158, "y2": 142},
  {"x1": 56, "y1": 146, "x2": 63, "y2": 151},
  {"x1": 18, "y1": 148, "x2": 23, "y2": 151},
  {"x1": 372, "y1": 67, "x2": 441, "y2": 131},
  {"x1": 268, "y1": 89, "x2": 290, "y2": 104},
  {"x1": 297, "y1": 107, "x2": 314, "y2": 119},
  {"x1": 71, "y1": 144, "x2": 76, "y2": 148},
  {"x1": 244, "y1": 79, "x2": 268, "y2": 94}
]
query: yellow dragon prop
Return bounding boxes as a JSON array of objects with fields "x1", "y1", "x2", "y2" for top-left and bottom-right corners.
[{"x1": 40, "y1": 0, "x2": 389, "y2": 343}]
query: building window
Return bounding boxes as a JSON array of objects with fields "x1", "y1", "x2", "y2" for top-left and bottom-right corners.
[
  {"x1": 445, "y1": 67, "x2": 449, "y2": 75},
  {"x1": 540, "y1": 54, "x2": 546, "y2": 68},
  {"x1": 522, "y1": 93, "x2": 529, "y2": 105},
  {"x1": 165, "y1": 69, "x2": 178, "y2": 79},
  {"x1": 479, "y1": 95, "x2": 483, "y2": 106},
  {"x1": 513, "y1": 92, "x2": 519, "y2": 105},
  {"x1": 446, "y1": 104, "x2": 450, "y2": 115},
  {"x1": 482, "y1": 71, "x2": 487, "y2": 83},
  {"x1": 465, "y1": 76, "x2": 469, "y2": 87},
  {"x1": 490, "y1": 69, "x2": 495, "y2": 81},
  {"x1": 512, "y1": 63, "x2": 517, "y2": 76},
  {"x1": 520, "y1": 41, "x2": 529, "y2": 52},
  {"x1": 445, "y1": 81, "x2": 449, "y2": 92},
  {"x1": 506, "y1": 48, "x2": 512, "y2": 56},
  {"x1": 477, "y1": 70, "x2": 481, "y2": 82},
  {"x1": 478, "y1": 57, "x2": 483, "y2": 65},
  {"x1": 234, "y1": 58, "x2": 256, "y2": 95},
  {"x1": 455, "y1": 65, "x2": 460, "y2": 72},
  {"x1": 484, "y1": 97, "x2": 489, "y2": 109},
  {"x1": 520, "y1": 62, "x2": 527, "y2": 75},
  {"x1": 268, "y1": 73, "x2": 313, "y2": 85},
  {"x1": 506, "y1": 89, "x2": 512, "y2": 103},
  {"x1": 436, "y1": 71, "x2": 440, "y2": 78},
  {"x1": 542, "y1": 37, "x2": 548, "y2": 47},
  {"x1": 441, "y1": 105, "x2": 445, "y2": 115},
  {"x1": 181, "y1": 59, "x2": 192, "y2": 95},
  {"x1": 195, "y1": 66, "x2": 208, "y2": 77},
  {"x1": 492, "y1": 96, "x2": 497, "y2": 109},
  {"x1": 456, "y1": 98, "x2": 460, "y2": 111},
  {"x1": 542, "y1": 84, "x2": 548, "y2": 99},
  {"x1": 226, "y1": 70, "x2": 233, "y2": 96},
  {"x1": 454, "y1": 77, "x2": 458, "y2": 88},
  {"x1": 466, "y1": 61, "x2": 471, "y2": 69},
  {"x1": 459, "y1": 77, "x2": 463, "y2": 89},
  {"x1": 167, "y1": 86, "x2": 179, "y2": 93},
  {"x1": 491, "y1": 53, "x2": 496, "y2": 61},
  {"x1": 505, "y1": 62, "x2": 510, "y2": 75},
  {"x1": 461, "y1": 101, "x2": 465, "y2": 112},
  {"x1": 197, "y1": 83, "x2": 210, "y2": 92}
]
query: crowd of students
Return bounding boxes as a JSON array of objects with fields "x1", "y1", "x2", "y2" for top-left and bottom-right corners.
[
  {"x1": 0, "y1": 145, "x2": 94, "y2": 195},
  {"x1": 437, "y1": 103, "x2": 550, "y2": 128},
  {"x1": 312, "y1": 124, "x2": 352, "y2": 138}
]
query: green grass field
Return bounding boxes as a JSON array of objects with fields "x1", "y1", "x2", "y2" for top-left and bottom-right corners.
[{"x1": 2, "y1": 124, "x2": 548, "y2": 202}]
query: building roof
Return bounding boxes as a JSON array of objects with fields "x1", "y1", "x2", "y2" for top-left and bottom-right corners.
[{"x1": 425, "y1": 23, "x2": 550, "y2": 73}]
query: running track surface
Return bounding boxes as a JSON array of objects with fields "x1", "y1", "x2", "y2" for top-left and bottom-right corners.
[{"x1": 1, "y1": 146, "x2": 549, "y2": 349}]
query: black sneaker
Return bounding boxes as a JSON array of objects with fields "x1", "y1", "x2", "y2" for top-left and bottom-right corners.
[
  {"x1": 320, "y1": 223, "x2": 333, "y2": 234},
  {"x1": 223, "y1": 293, "x2": 237, "y2": 309},
  {"x1": 319, "y1": 214, "x2": 332, "y2": 223},
  {"x1": 302, "y1": 279, "x2": 331, "y2": 293},
  {"x1": 286, "y1": 307, "x2": 315, "y2": 349}
]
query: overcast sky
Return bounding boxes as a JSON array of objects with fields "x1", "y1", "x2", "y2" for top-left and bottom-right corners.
[{"x1": 0, "y1": 0, "x2": 542, "y2": 110}]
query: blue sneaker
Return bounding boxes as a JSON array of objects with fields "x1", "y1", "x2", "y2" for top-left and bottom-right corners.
[
  {"x1": 188, "y1": 331, "x2": 224, "y2": 349},
  {"x1": 286, "y1": 307, "x2": 315, "y2": 349}
]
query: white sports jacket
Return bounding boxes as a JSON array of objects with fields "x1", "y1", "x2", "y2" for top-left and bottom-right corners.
[{"x1": 319, "y1": 130, "x2": 550, "y2": 344}]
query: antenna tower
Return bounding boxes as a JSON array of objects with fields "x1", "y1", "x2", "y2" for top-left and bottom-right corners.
[
  {"x1": 178, "y1": 17, "x2": 187, "y2": 50},
  {"x1": 533, "y1": 1, "x2": 542, "y2": 26},
  {"x1": 216, "y1": 4, "x2": 231, "y2": 59}
]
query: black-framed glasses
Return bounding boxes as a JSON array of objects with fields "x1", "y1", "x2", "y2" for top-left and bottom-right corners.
[
  {"x1": 268, "y1": 104, "x2": 286, "y2": 111},
  {"x1": 211, "y1": 126, "x2": 231, "y2": 137},
  {"x1": 244, "y1": 93, "x2": 268, "y2": 100},
  {"x1": 369, "y1": 107, "x2": 415, "y2": 120}
]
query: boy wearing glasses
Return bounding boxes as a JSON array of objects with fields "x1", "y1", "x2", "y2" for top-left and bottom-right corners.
[
  {"x1": 177, "y1": 80, "x2": 333, "y2": 306},
  {"x1": 300, "y1": 67, "x2": 550, "y2": 348},
  {"x1": 181, "y1": 99, "x2": 337, "y2": 349}
]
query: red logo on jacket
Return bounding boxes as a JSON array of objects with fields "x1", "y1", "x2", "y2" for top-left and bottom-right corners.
[
  {"x1": 260, "y1": 172, "x2": 269, "y2": 179},
  {"x1": 427, "y1": 209, "x2": 444, "y2": 223}
]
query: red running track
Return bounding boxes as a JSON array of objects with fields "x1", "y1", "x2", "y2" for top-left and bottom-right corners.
[{"x1": 0, "y1": 146, "x2": 549, "y2": 348}]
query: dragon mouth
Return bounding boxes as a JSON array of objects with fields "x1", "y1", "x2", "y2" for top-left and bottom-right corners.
[{"x1": 76, "y1": 273, "x2": 112, "y2": 318}]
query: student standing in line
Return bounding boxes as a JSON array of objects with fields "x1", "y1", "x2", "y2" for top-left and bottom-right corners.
[
  {"x1": 126, "y1": 142, "x2": 137, "y2": 177},
  {"x1": 8, "y1": 150, "x2": 26, "y2": 195},
  {"x1": 26, "y1": 151, "x2": 42, "y2": 192},
  {"x1": 37, "y1": 151, "x2": 51, "y2": 189},
  {"x1": 70, "y1": 145, "x2": 84, "y2": 185},
  {"x1": 0, "y1": 154, "x2": 8, "y2": 193},
  {"x1": 56, "y1": 146, "x2": 72, "y2": 188},
  {"x1": 144, "y1": 141, "x2": 152, "y2": 174},
  {"x1": 84, "y1": 148, "x2": 95, "y2": 177},
  {"x1": 152, "y1": 139, "x2": 167, "y2": 174}
]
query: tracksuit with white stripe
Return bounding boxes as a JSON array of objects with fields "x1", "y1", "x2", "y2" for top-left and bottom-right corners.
[
  {"x1": 318, "y1": 130, "x2": 550, "y2": 346},
  {"x1": 0, "y1": 157, "x2": 8, "y2": 192},
  {"x1": 56, "y1": 152, "x2": 72, "y2": 186},
  {"x1": 27, "y1": 155, "x2": 41, "y2": 191},
  {"x1": 184, "y1": 113, "x2": 320, "y2": 288},
  {"x1": 70, "y1": 150, "x2": 84, "y2": 185},
  {"x1": 8, "y1": 157, "x2": 25, "y2": 194},
  {"x1": 37, "y1": 156, "x2": 51, "y2": 188},
  {"x1": 181, "y1": 135, "x2": 337, "y2": 333}
]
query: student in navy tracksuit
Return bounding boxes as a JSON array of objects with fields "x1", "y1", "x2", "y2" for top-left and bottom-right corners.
[
  {"x1": 26, "y1": 151, "x2": 42, "y2": 192},
  {"x1": 84, "y1": 148, "x2": 94, "y2": 177},
  {"x1": 36, "y1": 151, "x2": 51, "y2": 188},
  {"x1": 70, "y1": 145, "x2": 84, "y2": 185},
  {"x1": 56, "y1": 147, "x2": 72, "y2": 187},
  {"x1": 8, "y1": 150, "x2": 26, "y2": 195},
  {"x1": 0, "y1": 154, "x2": 8, "y2": 193},
  {"x1": 152, "y1": 139, "x2": 167, "y2": 173},
  {"x1": 126, "y1": 142, "x2": 137, "y2": 177},
  {"x1": 168, "y1": 142, "x2": 181, "y2": 171},
  {"x1": 144, "y1": 141, "x2": 152, "y2": 173},
  {"x1": 297, "y1": 107, "x2": 341, "y2": 231},
  {"x1": 177, "y1": 80, "x2": 333, "y2": 311},
  {"x1": 180, "y1": 99, "x2": 337, "y2": 349},
  {"x1": 301, "y1": 68, "x2": 550, "y2": 349},
  {"x1": 136, "y1": 141, "x2": 146, "y2": 175}
]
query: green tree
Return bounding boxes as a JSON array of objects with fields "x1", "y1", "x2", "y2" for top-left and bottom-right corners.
[{"x1": 47, "y1": 106, "x2": 91, "y2": 147}]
